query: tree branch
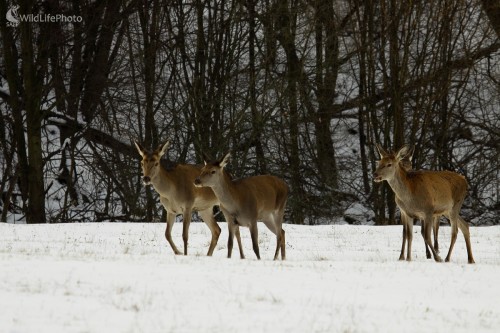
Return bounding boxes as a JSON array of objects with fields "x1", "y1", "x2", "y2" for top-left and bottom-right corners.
[
  {"x1": 46, "y1": 112, "x2": 138, "y2": 158},
  {"x1": 323, "y1": 42, "x2": 500, "y2": 117}
]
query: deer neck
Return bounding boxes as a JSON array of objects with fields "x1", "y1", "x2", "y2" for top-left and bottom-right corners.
[
  {"x1": 210, "y1": 171, "x2": 240, "y2": 212},
  {"x1": 150, "y1": 167, "x2": 177, "y2": 197},
  {"x1": 386, "y1": 167, "x2": 412, "y2": 199}
]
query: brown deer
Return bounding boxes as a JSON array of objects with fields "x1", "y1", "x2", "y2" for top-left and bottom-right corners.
[
  {"x1": 400, "y1": 148, "x2": 440, "y2": 260},
  {"x1": 194, "y1": 153, "x2": 288, "y2": 260},
  {"x1": 135, "y1": 140, "x2": 238, "y2": 256},
  {"x1": 373, "y1": 144, "x2": 475, "y2": 264}
]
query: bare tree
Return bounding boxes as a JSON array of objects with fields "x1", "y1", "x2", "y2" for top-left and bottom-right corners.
[{"x1": 0, "y1": 0, "x2": 497, "y2": 224}]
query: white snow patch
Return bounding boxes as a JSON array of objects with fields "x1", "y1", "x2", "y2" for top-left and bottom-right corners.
[
  {"x1": 0, "y1": 223, "x2": 499, "y2": 332},
  {"x1": 344, "y1": 203, "x2": 375, "y2": 225}
]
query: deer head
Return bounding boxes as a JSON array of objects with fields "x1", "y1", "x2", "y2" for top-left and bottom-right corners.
[
  {"x1": 135, "y1": 140, "x2": 170, "y2": 185},
  {"x1": 373, "y1": 144, "x2": 413, "y2": 183},
  {"x1": 194, "y1": 152, "x2": 231, "y2": 188}
]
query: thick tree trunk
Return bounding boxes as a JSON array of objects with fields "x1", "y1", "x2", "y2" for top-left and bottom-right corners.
[
  {"x1": 480, "y1": 0, "x2": 500, "y2": 37},
  {"x1": 313, "y1": 0, "x2": 339, "y2": 191},
  {"x1": 248, "y1": 0, "x2": 267, "y2": 174},
  {"x1": 20, "y1": 0, "x2": 49, "y2": 223},
  {"x1": 269, "y1": 0, "x2": 306, "y2": 224}
]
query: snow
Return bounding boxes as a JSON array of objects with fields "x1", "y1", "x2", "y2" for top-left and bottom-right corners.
[
  {"x1": 1, "y1": 223, "x2": 499, "y2": 333},
  {"x1": 343, "y1": 203, "x2": 375, "y2": 225}
]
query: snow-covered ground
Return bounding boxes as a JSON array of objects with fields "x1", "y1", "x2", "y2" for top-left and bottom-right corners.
[{"x1": 1, "y1": 222, "x2": 499, "y2": 333}]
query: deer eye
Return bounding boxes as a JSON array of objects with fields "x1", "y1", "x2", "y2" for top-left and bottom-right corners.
[
  {"x1": 155, "y1": 162, "x2": 159, "y2": 166},
  {"x1": 211, "y1": 170, "x2": 216, "y2": 174},
  {"x1": 387, "y1": 163, "x2": 392, "y2": 167}
]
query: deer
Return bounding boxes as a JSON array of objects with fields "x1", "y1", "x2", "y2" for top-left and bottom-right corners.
[
  {"x1": 135, "y1": 140, "x2": 242, "y2": 256},
  {"x1": 399, "y1": 148, "x2": 440, "y2": 260},
  {"x1": 194, "y1": 153, "x2": 288, "y2": 260},
  {"x1": 373, "y1": 144, "x2": 475, "y2": 264}
]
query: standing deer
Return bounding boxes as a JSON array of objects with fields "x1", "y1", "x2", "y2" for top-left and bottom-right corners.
[
  {"x1": 194, "y1": 153, "x2": 288, "y2": 260},
  {"x1": 400, "y1": 148, "x2": 440, "y2": 260},
  {"x1": 135, "y1": 140, "x2": 234, "y2": 256},
  {"x1": 373, "y1": 144, "x2": 475, "y2": 264}
]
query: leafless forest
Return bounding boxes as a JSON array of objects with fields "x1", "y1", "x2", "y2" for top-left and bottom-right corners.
[{"x1": 1, "y1": 0, "x2": 499, "y2": 224}]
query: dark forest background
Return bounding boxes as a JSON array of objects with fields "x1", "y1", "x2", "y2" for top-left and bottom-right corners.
[{"x1": 1, "y1": 0, "x2": 499, "y2": 225}]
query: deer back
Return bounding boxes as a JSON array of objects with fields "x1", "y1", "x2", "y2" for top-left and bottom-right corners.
[
  {"x1": 233, "y1": 175, "x2": 288, "y2": 217},
  {"x1": 398, "y1": 169, "x2": 467, "y2": 214}
]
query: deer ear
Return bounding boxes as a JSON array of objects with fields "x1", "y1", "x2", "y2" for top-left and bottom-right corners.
[
  {"x1": 219, "y1": 152, "x2": 231, "y2": 168},
  {"x1": 375, "y1": 143, "x2": 388, "y2": 158},
  {"x1": 158, "y1": 140, "x2": 171, "y2": 157},
  {"x1": 134, "y1": 141, "x2": 145, "y2": 157},
  {"x1": 406, "y1": 146, "x2": 415, "y2": 161},
  {"x1": 396, "y1": 145, "x2": 412, "y2": 161},
  {"x1": 202, "y1": 152, "x2": 211, "y2": 165}
]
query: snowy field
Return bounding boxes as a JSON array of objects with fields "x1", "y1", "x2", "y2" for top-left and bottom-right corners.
[{"x1": 1, "y1": 222, "x2": 499, "y2": 333}]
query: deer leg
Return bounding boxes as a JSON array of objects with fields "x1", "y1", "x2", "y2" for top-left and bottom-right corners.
[
  {"x1": 182, "y1": 211, "x2": 192, "y2": 255},
  {"x1": 444, "y1": 212, "x2": 459, "y2": 262},
  {"x1": 235, "y1": 226, "x2": 245, "y2": 259},
  {"x1": 278, "y1": 210, "x2": 286, "y2": 260},
  {"x1": 263, "y1": 217, "x2": 281, "y2": 260},
  {"x1": 271, "y1": 211, "x2": 287, "y2": 261},
  {"x1": 221, "y1": 207, "x2": 240, "y2": 259},
  {"x1": 420, "y1": 220, "x2": 432, "y2": 259},
  {"x1": 399, "y1": 222, "x2": 407, "y2": 261},
  {"x1": 199, "y1": 209, "x2": 221, "y2": 256},
  {"x1": 433, "y1": 216, "x2": 440, "y2": 254},
  {"x1": 273, "y1": 231, "x2": 281, "y2": 261},
  {"x1": 424, "y1": 215, "x2": 442, "y2": 262},
  {"x1": 457, "y1": 216, "x2": 475, "y2": 264},
  {"x1": 280, "y1": 229, "x2": 286, "y2": 260},
  {"x1": 446, "y1": 214, "x2": 475, "y2": 264},
  {"x1": 249, "y1": 222, "x2": 261, "y2": 260},
  {"x1": 227, "y1": 220, "x2": 235, "y2": 259},
  {"x1": 165, "y1": 212, "x2": 182, "y2": 255},
  {"x1": 405, "y1": 215, "x2": 413, "y2": 262},
  {"x1": 444, "y1": 224, "x2": 458, "y2": 262}
]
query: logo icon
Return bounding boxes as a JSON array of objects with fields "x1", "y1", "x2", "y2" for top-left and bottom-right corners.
[{"x1": 6, "y1": 5, "x2": 20, "y2": 27}]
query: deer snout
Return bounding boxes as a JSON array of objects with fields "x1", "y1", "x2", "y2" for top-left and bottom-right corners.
[
  {"x1": 373, "y1": 172, "x2": 382, "y2": 182},
  {"x1": 194, "y1": 177, "x2": 202, "y2": 187},
  {"x1": 142, "y1": 176, "x2": 151, "y2": 185}
]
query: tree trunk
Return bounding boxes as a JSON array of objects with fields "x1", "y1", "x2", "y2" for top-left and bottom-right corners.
[
  {"x1": 20, "y1": 0, "x2": 50, "y2": 223},
  {"x1": 275, "y1": 0, "x2": 305, "y2": 224},
  {"x1": 313, "y1": 0, "x2": 339, "y2": 191},
  {"x1": 480, "y1": 0, "x2": 500, "y2": 37},
  {"x1": 0, "y1": 2, "x2": 30, "y2": 216},
  {"x1": 192, "y1": 0, "x2": 211, "y2": 154},
  {"x1": 248, "y1": 0, "x2": 267, "y2": 174}
]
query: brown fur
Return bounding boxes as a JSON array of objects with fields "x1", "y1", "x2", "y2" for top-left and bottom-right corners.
[
  {"x1": 400, "y1": 152, "x2": 440, "y2": 260},
  {"x1": 135, "y1": 141, "x2": 225, "y2": 256},
  {"x1": 374, "y1": 144, "x2": 474, "y2": 264},
  {"x1": 195, "y1": 153, "x2": 289, "y2": 260}
]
